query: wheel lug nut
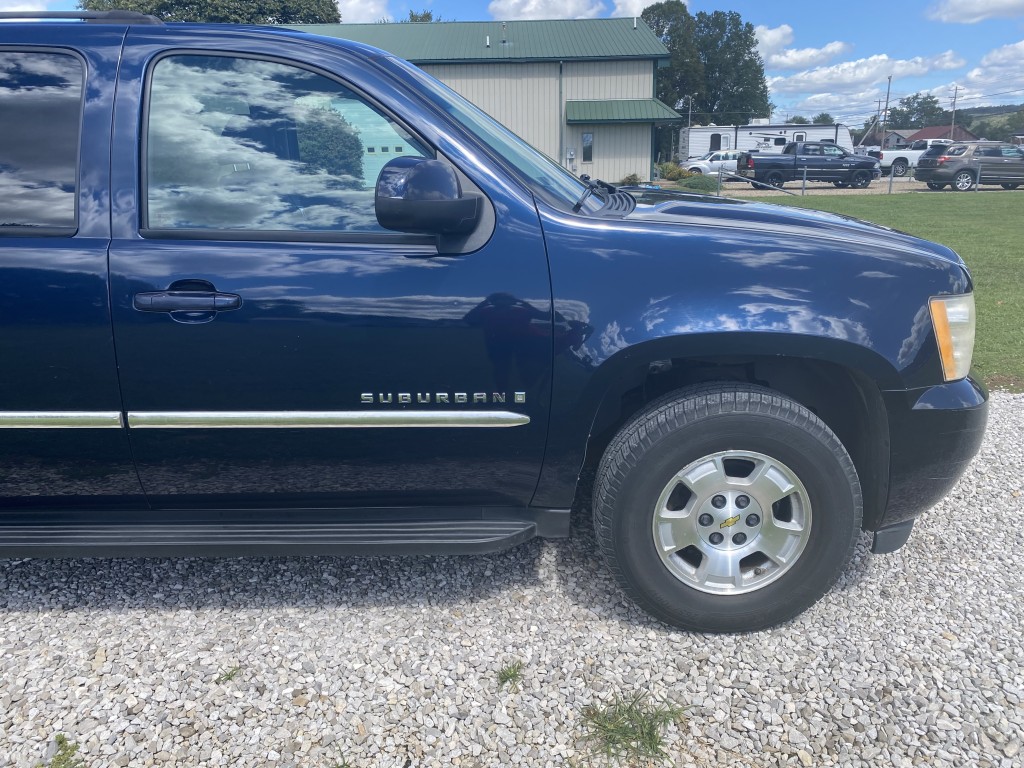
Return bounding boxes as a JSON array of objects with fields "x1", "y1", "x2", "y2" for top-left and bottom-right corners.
[
  {"x1": 709, "y1": 532, "x2": 724, "y2": 545},
  {"x1": 698, "y1": 513, "x2": 714, "y2": 527},
  {"x1": 736, "y1": 495, "x2": 750, "y2": 509},
  {"x1": 746, "y1": 514, "x2": 760, "y2": 527},
  {"x1": 711, "y1": 495, "x2": 727, "y2": 509},
  {"x1": 732, "y1": 532, "x2": 747, "y2": 545}
]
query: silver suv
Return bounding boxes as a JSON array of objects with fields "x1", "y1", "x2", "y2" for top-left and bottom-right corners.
[{"x1": 914, "y1": 141, "x2": 1024, "y2": 191}]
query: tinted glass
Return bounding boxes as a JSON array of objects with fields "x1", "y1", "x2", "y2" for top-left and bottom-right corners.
[
  {"x1": 945, "y1": 146, "x2": 968, "y2": 157},
  {"x1": 145, "y1": 55, "x2": 430, "y2": 233},
  {"x1": 0, "y1": 51, "x2": 82, "y2": 231},
  {"x1": 1000, "y1": 146, "x2": 1024, "y2": 159}
]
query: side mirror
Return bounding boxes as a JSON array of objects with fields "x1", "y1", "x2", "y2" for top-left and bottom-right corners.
[{"x1": 375, "y1": 157, "x2": 481, "y2": 235}]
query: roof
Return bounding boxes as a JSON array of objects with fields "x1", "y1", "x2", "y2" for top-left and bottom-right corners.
[
  {"x1": 886, "y1": 129, "x2": 916, "y2": 138},
  {"x1": 909, "y1": 125, "x2": 979, "y2": 142},
  {"x1": 288, "y1": 18, "x2": 669, "y2": 64},
  {"x1": 566, "y1": 99, "x2": 680, "y2": 123}
]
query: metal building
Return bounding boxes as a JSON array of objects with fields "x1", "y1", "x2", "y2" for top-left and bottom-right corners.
[{"x1": 290, "y1": 19, "x2": 679, "y2": 183}]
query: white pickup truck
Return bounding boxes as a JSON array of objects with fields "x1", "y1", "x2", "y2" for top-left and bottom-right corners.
[{"x1": 879, "y1": 139, "x2": 953, "y2": 176}]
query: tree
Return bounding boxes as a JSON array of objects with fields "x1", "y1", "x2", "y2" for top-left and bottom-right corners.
[
  {"x1": 78, "y1": 0, "x2": 340, "y2": 23},
  {"x1": 642, "y1": 1, "x2": 704, "y2": 161},
  {"x1": 886, "y1": 93, "x2": 950, "y2": 129},
  {"x1": 812, "y1": 112, "x2": 835, "y2": 124},
  {"x1": 297, "y1": 108, "x2": 363, "y2": 186},
  {"x1": 404, "y1": 10, "x2": 443, "y2": 22},
  {"x1": 788, "y1": 115, "x2": 810, "y2": 124},
  {"x1": 691, "y1": 10, "x2": 771, "y2": 127}
]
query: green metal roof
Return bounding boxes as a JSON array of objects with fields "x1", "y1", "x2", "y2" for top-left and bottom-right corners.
[
  {"x1": 288, "y1": 18, "x2": 669, "y2": 64},
  {"x1": 566, "y1": 99, "x2": 680, "y2": 124}
]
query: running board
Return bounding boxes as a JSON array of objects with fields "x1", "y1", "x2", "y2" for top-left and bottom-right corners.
[{"x1": 0, "y1": 520, "x2": 539, "y2": 558}]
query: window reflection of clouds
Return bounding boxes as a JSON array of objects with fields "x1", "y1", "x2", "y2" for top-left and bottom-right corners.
[
  {"x1": 0, "y1": 52, "x2": 81, "y2": 228},
  {"x1": 146, "y1": 56, "x2": 427, "y2": 233}
]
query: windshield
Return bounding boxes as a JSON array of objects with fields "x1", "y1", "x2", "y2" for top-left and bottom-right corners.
[{"x1": 379, "y1": 56, "x2": 602, "y2": 214}]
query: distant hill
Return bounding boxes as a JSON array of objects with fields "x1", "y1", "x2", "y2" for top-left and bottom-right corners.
[{"x1": 962, "y1": 105, "x2": 1024, "y2": 142}]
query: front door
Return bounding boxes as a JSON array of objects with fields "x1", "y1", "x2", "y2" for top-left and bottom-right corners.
[{"x1": 108, "y1": 36, "x2": 552, "y2": 511}]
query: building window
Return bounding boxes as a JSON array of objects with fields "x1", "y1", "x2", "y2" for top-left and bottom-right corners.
[
  {"x1": 582, "y1": 132, "x2": 593, "y2": 163},
  {"x1": 794, "y1": 132, "x2": 807, "y2": 142},
  {"x1": 367, "y1": 147, "x2": 375, "y2": 153}
]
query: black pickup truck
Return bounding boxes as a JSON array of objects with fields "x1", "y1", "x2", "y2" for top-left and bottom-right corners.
[
  {"x1": 737, "y1": 142, "x2": 882, "y2": 188},
  {"x1": 0, "y1": 12, "x2": 987, "y2": 633}
]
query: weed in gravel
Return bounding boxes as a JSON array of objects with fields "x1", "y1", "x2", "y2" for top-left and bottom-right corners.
[
  {"x1": 36, "y1": 734, "x2": 86, "y2": 768},
  {"x1": 580, "y1": 693, "x2": 684, "y2": 766},
  {"x1": 213, "y1": 665, "x2": 243, "y2": 684},
  {"x1": 497, "y1": 659, "x2": 524, "y2": 692}
]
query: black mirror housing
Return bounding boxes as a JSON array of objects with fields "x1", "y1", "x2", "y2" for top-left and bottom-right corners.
[{"x1": 375, "y1": 157, "x2": 481, "y2": 235}]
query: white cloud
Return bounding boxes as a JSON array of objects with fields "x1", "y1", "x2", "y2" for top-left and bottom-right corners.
[
  {"x1": 610, "y1": 0, "x2": 651, "y2": 17},
  {"x1": 964, "y1": 39, "x2": 1024, "y2": 89},
  {"x1": 336, "y1": 0, "x2": 390, "y2": 23},
  {"x1": 488, "y1": 0, "x2": 606, "y2": 20},
  {"x1": 928, "y1": 0, "x2": 1024, "y2": 23},
  {"x1": 755, "y1": 24, "x2": 851, "y2": 70},
  {"x1": 0, "y1": 2, "x2": 50, "y2": 10},
  {"x1": 769, "y1": 51, "x2": 965, "y2": 95}
]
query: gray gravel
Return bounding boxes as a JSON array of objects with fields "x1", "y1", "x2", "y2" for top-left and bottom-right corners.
[{"x1": 2, "y1": 392, "x2": 1022, "y2": 768}]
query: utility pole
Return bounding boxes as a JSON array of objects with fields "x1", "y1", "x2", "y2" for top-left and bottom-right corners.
[
  {"x1": 950, "y1": 84, "x2": 960, "y2": 141},
  {"x1": 879, "y1": 75, "x2": 892, "y2": 148}
]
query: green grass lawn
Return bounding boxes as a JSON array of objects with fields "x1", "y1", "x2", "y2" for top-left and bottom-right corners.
[{"x1": 740, "y1": 193, "x2": 1024, "y2": 391}]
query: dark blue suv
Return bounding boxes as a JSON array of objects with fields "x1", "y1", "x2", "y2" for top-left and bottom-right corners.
[{"x1": 0, "y1": 12, "x2": 987, "y2": 631}]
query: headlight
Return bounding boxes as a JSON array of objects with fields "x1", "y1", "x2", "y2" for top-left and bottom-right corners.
[{"x1": 929, "y1": 294, "x2": 976, "y2": 381}]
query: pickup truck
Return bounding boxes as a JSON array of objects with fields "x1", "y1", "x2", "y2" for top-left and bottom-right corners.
[
  {"x1": 736, "y1": 142, "x2": 882, "y2": 188},
  {"x1": 879, "y1": 139, "x2": 954, "y2": 177},
  {"x1": 0, "y1": 11, "x2": 987, "y2": 633}
]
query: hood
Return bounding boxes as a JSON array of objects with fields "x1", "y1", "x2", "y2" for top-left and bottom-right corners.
[{"x1": 622, "y1": 190, "x2": 964, "y2": 268}]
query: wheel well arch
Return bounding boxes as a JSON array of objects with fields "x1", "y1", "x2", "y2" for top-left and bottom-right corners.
[{"x1": 578, "y1": 346, "x2": 892, "y2": 531}]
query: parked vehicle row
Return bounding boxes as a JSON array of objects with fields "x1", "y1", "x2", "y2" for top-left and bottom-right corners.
[
  {"x1": 878, "y1": 139, "x2": 953, "y2": 177},
  {"x1": 914, "y1": 142, "x2": 1024, "y2": 191}
]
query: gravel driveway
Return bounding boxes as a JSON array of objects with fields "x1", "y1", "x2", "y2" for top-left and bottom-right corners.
[{"x1": 2, "y1": 393, "x2": 1021, "y2": 768}]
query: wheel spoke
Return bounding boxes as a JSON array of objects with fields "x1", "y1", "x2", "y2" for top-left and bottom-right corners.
[
  {"x1": 694, "y1": 546, "x2": 743, "y2": 590},
  {"x1": 757, "y1": 515, "x2": 804, "y2": 565},
  {"x1": 746, "y1": 460, "x2": 796, "y2": 506},
  {"x1": 654, "y1": 508, "x2": 700, "y2": 553},
  {"x1": 678, "y1": 456, "x2": 727, "y2": 499}
]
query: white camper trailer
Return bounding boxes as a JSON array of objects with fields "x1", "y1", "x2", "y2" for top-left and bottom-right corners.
[{"x1": 682, "y1": 122, "x2": 854, "y2": 158}]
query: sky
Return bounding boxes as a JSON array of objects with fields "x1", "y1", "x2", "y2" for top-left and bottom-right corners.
[{"x1": 15, "y1": 0, "x2": 1024, "y2": 127}]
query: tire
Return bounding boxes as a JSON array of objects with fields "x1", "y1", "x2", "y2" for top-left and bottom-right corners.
[
  {"x1": 1001, "y1": 183, "x2": 1020, "y2": 190},
  {"x1": 926, "y1": 182, "x2": 946, "y2": 190},
  {"x1": 688, "y1": 168, "x2": 704, "y2": 175},
  {"x1": 594, "y1": 384, "x2": 862, "y2": 633},
  {"x1": 953, "y1": 171, "x2": 976, "y2": 191},
  {"x1": 891, "y1": 159, "x2": 909, "y2": 177},
  {"x1": 832, "y1": 181, "x2": 848, "y2": 188},
  {"x1": 765, "y1": 172, "x2": 785, "y2": 188},
  {"x1": 849, "y1": 170, "x2": 870, "y2": 189}
]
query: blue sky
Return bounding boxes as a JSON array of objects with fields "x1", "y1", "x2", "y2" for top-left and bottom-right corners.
[{"x1": 23, "y1": 0, "x2": 1024, "y2": 126}]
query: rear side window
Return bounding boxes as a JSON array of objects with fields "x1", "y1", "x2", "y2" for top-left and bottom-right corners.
[
  {"x1": 143, "y1": 54, "x2": 431, "y2": 235},
  {"x1": 0, "y1": 51, "x2": 83, "y2": 234},
  {"x1": 945, "y1": 146, "x2": 968, "y2": 157}
]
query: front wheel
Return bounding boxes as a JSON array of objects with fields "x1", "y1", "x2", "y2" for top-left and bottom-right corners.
[
  {"x1": 927, "y1": 182, "x2": 946, "y2": 190},
  {"x1": 953, "y1": 171, "x2": 976, "y2": 191},
  {"x1": 849, "y1": 170, "x2": 870, "y2": 189},
  {"x1": 594, "y1": 384, "x2": 862, "y2": 633},
  {"x1": 688, "y1": 168, "x2": 704, "y2": 175},
  {"x1": 1001, "y1": 183, "x2": 1020, "y2": 190}
]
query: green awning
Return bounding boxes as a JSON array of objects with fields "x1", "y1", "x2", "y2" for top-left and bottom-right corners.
[{"x1": 565, "y1": 99, "x2": 680, "y2": 124}]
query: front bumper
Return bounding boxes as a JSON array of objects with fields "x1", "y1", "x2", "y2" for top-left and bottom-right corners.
[{"x1": 880, "y1": 377, "x2": 988, "y2": 529}]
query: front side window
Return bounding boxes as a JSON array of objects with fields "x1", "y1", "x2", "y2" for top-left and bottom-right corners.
[
  {"x1": 1002, "y1": 146, "x2": 1024, "y2": 158},
  {"x1": 582, "y1": 132, "x2": 594, "y2": 163},
  {"x1": 145, "y1": 55, "x2": 430, "y2": 234},
  {"x1": 0, "y1": 51, "x2": 83, "y2": 232},
  {"x1": 823, "y1": 145, "x2": 845, "y2": 157}
]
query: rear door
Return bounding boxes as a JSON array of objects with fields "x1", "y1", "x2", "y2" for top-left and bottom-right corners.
[
  {"x1": 108, "y1": 29, "x2": 553, "y2": 511},
  {"x1": 0, "y1": 28, "x2": 142, "y2": 510}
]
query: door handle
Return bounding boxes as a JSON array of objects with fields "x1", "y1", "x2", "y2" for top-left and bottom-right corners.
[{"x1": 134, "y1": 291, "x2": 242, "y2": 312}]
